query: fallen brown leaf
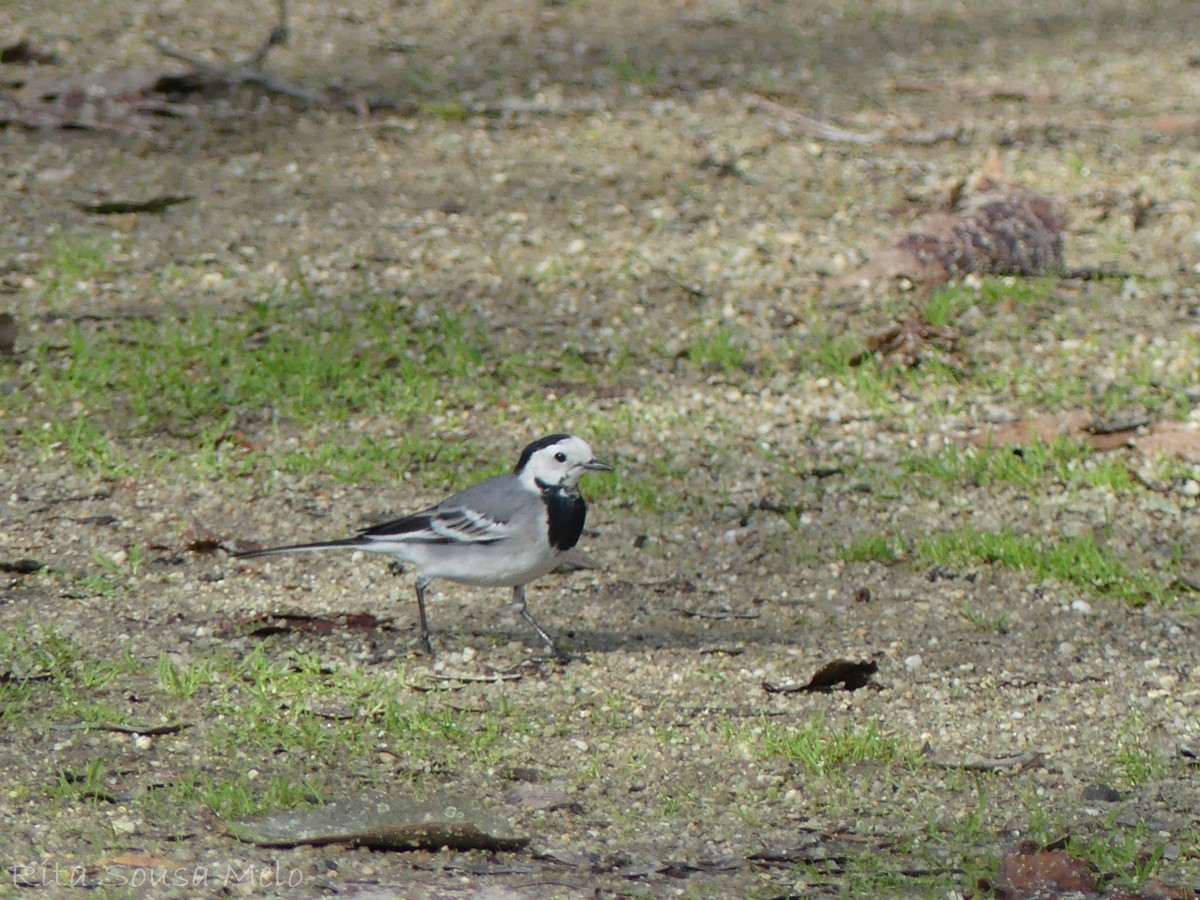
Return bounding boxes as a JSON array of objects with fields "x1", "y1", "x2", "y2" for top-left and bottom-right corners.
[
  {"x1": 967, "y1": 414, "x2": 1200, "y2": 462},
  {"x1": 212, "y1": 429, "x2": 264, "y2": 451},
  {"x1": 860, "y1": 307, "x2": 967, "y2": 369},
  {"x1": 995, "y1": 843, "x2": 1097, "y2": 898},
  {"x1": 182, "y1": 522, "x2": 221, "y2": 554},
  {"x1": 1129, "y1": 421, "x2": 1200, "y2": 465},
  {"x1": 1143, "y1": 114, "x2": 1200, "y2": 136},
  {"x1": 963, "y1": 410, "x2": 1135, "y2": 452},
  {"x1": 763, "y1": 658, "x2": 878, "y2": 694}
]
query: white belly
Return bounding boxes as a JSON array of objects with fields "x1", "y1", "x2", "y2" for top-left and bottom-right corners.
[{"x1": 360, "y1": 538, "x2": 561, "y2": 588}]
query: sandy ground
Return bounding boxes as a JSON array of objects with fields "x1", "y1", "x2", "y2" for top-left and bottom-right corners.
[{"x1": 2, "y1": 1, "x2": 1199, "y2": 897}]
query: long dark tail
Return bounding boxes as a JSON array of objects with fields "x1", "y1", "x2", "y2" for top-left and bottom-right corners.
[{"x1": 233, "y1": 537, "x2": 367, "y2": 559}]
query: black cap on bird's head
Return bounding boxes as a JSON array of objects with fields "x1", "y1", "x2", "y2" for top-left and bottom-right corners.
[{"x1": 514, "y1": 434, "x2": 612, "y2": 489}]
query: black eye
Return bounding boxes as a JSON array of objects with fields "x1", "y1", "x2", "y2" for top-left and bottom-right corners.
[{"x1": 554, "y1": 451, "x2": 567, "y2": 462}]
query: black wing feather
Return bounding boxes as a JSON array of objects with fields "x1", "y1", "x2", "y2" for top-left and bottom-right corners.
[{"x1": 358, "y1": 506, "x2": 508, "y2": 545}]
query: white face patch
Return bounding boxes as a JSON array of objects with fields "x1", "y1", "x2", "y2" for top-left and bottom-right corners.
[{"x1": 521, "y1": 436, "x2": 598, "y2": 489}]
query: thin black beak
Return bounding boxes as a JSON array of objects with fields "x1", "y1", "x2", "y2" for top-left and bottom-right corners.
[{"x1": 585, "y1": 459, "x2": 613, "y2": 472}]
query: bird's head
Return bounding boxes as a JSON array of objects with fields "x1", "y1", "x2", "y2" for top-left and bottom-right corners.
[{"x1": 515, "y1": 434, "x2": 612, "y2": 491}]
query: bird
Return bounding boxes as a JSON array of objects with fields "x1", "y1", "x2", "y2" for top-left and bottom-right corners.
[{"x1": 233, "y1": 434, "x2": 612, "y2": 662}]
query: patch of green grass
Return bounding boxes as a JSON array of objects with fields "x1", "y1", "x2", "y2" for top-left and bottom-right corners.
[
  {"x1": 19, "y1": 294, "x2": 489, "y2": 481},
  {"x1": 1017, "y1": 784, "x2": 1062, "y2": 846},
  {"x1": 269, "y1": 431, "x2": 482, "y2": 487},
  {"x1": 157, "y1": 653, "x2": 217, "y2": 700},
  {"x1": 1068, "y1": 824, "x2": 1170, "y2": 892},
  {"x1": 796, "y1": 331, "x2": 863, "y2": 375},
  {"x1": 0, "y1": 624, "x2": 80, "y2": 680},
  {"x1": 1110, "y1": 713, "x2": 1165, "y2": 788},
  {"x1": 165, "y1": 649, "x2": 523, "y2": 767},
  {"x1": 56, "y1": 550, "x2": 147, "y2": 602},
  {"x1": 1090, "y1": 343, "x2": 1198, "y2": 420},
  {"x1": 0, "y1": 678, "x2": 33, "y2": 721},
  {"x1": 92, "y1": 544, "x2": 144, "y2": 579},
  {"x1": 49, "y1": 698, "x2": 133, "y2": 727},
  {"x1": 0, "y1": 624, "x2": 144, "y2": 713},
  {"x1": 26, "y1": 294, "x2": 485, "y2": 429},
  {"x1": 529, "y1": 256, "x2": 573, "y2": 283},
  {"x1": 958, "y1": 602, "x2": 1011, "y2": 633},
  {"x1": 921, "y1": 285, "x2": 976, "y2": 328},
  {"x1": 1072, "y1": 455, "x2": 1137, "y2": 491},
  {"x1": 902, "y1": 437, "x2": 1133, "y2": 492},
  {"x1": 601, "y1": 460, "x2": 681, "y2": 514},
  {"x1": 31, "y1": 417, "x2": 134, "y2": 478},
  {"x1": 974, "y1": 276, "x2": 1057, "y2": 307},
  {"x1": 16, "y1": 287, "x2": 637, "y2": 487},
  {"x1": 826, "y1": 353, "x2": 962, "y2": 414},
  {"x1": 918, "y1": 528, "x2": 1166, "y2": 603},
  {"x1": 837, "y1": 534, "x2": 901, "y2": 564},
  {"x1": 1005, "y1": 363, "x2": 1092, "y2": 409},
  {"x1": 417, "y1": 100, "x2": 470, "y2": 121},
  {"x1": 914, "y1": 781, "x2": 1184, "y2": 896},
  {"x1": 38, "y1": 236, "x2": 116, "y2": 302},
  {"x1": 903, "y1": 438, "x2": 1072, "y2": 488},
  {"x1": 47, "y1": 757, "x2": 109, "y2": 804},
  {"x1": 798, "y1": 278, "x2": 1062, "y2": 408},
  {"x1": 883, "y1": 780, "x2": 1023, "y2": 893},
  {"x1": 608, "y1": 53, "x2": 661, "y2": 86},
  {"x1": 65, "y1": 571, "x2": 125, "y2": 600},
  {"x1": 686, "y1": 329, "x2": 748, "y2": 374},
  {"x1": 726, "y1": 714, "x2": 912, "y2": 775},
  {"x1": 165, "y1": 772, "x2": 325, "y2": 820},
  {"x1": 923, "y1": 778, "x2": 996, "y2": 848},
  {"x1": 71, "y1": 651, "x2": 141, "y2": 691},
  {"x1": 0, "y1": 624, "x2": 133, "y2": 701},
  {"x1": 849, "y1": 360, "x2": 900, "y2": 409}
]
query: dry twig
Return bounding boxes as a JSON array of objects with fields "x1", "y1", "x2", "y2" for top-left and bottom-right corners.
[
  {"x1": 858, "y1": 307, "x2": 968, "y2": 370},
  {"x1": 150, "y1": 0, "x2": 331, "y2": 107},
  {"x1": 746, "y1": 95, "x2": 882, "y2": 144}
]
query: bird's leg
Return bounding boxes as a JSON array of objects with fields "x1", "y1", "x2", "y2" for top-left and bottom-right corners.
[
  {"x1": 414, "y1": 576, "x2": 436, "y2": 656},
  {"x1": 511, "y1": 585, "x2": 573, "y2": 663}
]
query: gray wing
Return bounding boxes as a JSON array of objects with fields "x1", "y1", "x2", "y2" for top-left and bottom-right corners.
[{"x1": 358, "y1": 474, "x2": 524, "y2": 546}]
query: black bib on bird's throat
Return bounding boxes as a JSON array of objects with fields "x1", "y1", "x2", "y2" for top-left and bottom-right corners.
[{"x1": 536, "y1": 480, "x2": 587, "y2": 551}]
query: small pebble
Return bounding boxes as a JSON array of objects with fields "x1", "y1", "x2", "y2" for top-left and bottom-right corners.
[
  {"x1": 903, "y1": 654, "x2": 922, "y2": 671},
  {"x1": 1081, "y1": 783, "x2": 1121, "y2": 803},
  {"x1": 110, "y1": 815, "x2": 138, "y2": 836}
]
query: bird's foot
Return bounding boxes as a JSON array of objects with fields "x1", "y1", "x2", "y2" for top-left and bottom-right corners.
[{"x1": 544, "y1": 644, "x2": 588, "y2": 665}]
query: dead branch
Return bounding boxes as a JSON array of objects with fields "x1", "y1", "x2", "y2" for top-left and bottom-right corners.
[
  {"x1": 149, "y1": 0, "x2": 331, "y2": 107},
  {"x1": 746, "y1": 95, "x2": 883, "y2": 144}
]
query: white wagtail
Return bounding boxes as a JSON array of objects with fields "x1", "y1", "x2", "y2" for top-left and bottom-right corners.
[{"x1": 234, "y1": 434, "x2": 611, "y2": 662}]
